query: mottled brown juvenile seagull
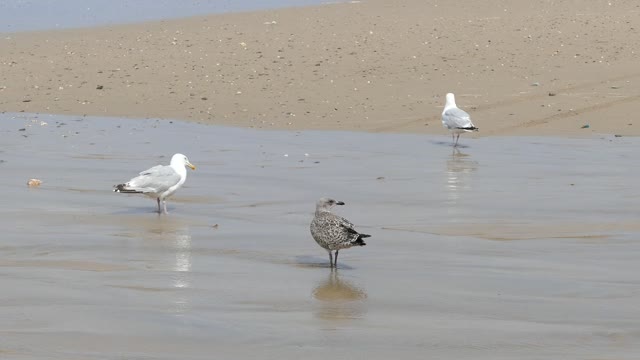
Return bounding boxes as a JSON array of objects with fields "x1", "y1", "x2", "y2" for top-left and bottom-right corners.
[{"x1": 310, "y1": 198, "x2": 370, "y2": 268}]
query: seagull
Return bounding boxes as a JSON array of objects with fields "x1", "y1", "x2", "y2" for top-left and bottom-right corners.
[
  {"x1": 113, "y1": 153, "x2": 196, "y2": 214},
  {"x1": 442, "y1": 93, "x2": 478, "y2": 146},
  {"x1": 310, "y1": 198, "x2": 370, "y2": 268}
]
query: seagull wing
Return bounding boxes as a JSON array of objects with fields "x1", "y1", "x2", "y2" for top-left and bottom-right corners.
[
  {"x1": 125, "y1": 165, "x2": 181, "y2": 193},
  {"x1": 443, "y1": 107, "x2": 474, "y2": 129}
]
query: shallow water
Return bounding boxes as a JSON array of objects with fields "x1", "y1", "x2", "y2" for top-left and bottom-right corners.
[
  {"x1": 1, "y1": 113, "x2": 639, "y2": 359},
  {"x1": 0, "y1": 0, "x2": 332, "y2": 33}
]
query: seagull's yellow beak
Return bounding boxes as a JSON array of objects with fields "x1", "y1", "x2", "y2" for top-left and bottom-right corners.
[{"x1": 187, "y1": 161, "x2": 196, "y2": 170}]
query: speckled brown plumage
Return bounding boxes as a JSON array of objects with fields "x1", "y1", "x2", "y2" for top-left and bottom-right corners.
[{"x1": 310, "y1": 198, "x2": 370, "y2": 268}]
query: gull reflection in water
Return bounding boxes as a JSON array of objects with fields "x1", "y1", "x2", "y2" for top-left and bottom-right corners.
[
  {"x1": 171, "y1": 232, "x2": 192, "y2": 314},
  {"x1": 445, "y1": 148, "x2": 478, "y2": 209},
  {"x1": 172, "y1": 233, "x2": 192, "y2": 287},
  {"x1": 142, "y1": 218, "x2": 193, "y2": 314},
  {"x1": 312, "y1": 269, "x2": 367, "y2": 320}
]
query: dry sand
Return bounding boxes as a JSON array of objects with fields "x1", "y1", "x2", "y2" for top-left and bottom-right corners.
[{"x1": 1, "y1": 0, "x2": 639, "y2": 136}]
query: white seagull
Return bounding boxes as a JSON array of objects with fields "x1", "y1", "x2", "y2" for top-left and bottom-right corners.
[
  {"x1": 442, "y1": 93, "x2": 478, "y2": 147},
  {"x1": 114, "y1": 153, "x2": 196, "y2": 214}
]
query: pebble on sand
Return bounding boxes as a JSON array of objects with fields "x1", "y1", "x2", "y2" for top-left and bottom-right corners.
[{"x1": 27, "y1": 178, "x2": 42, "y2": 187}]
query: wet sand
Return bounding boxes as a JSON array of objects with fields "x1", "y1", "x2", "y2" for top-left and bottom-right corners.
[
  {"x1": 1, "y1": 113, "x2": 640, "y2": 359},
  {"x1": 1, "y1": 0, "x2": 640, "y2": 135}
]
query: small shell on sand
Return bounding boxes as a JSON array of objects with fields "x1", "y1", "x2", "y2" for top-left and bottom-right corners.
[{"x1": 27, "y1": 178, "x2": 42, "y2": 187}]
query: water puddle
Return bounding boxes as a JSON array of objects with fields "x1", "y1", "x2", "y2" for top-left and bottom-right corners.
[{"x1": 1, "y1": 113, "x2": 639, "y2": 359}]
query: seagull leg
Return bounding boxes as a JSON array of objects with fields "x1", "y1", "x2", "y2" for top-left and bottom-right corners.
[
  {"x1": 157, "y1": 198, "x2": 162, "y2": 214},
  {"x1": 163, "y1": 200, "x2": 168, "y2": 214},
  {"x1": 334, "y1": 250, "x2": 339, "y2": 268},
  {"x1": 452, "y1": 133, "x2": 455, "y2": 145},
  {"x1": 328, "y1": 251, "x2": 334, "y2": 268},
  {"x1": 454, "y1": 134, "x2": 460, "y2": 147}
]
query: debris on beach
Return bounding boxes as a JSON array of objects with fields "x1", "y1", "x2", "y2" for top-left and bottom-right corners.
[
  {"x1": 27, "y1": 178, "x2": 42, "y2": 187},
  {"x1": 614, "y1": 134, "x2": 622, "y2": 137},
  {"x1": 548, "y1": 92, "x2": 556, "y2": 96},
  {"x1": 581, "y1": 124, "x2": 590, "y2": 129}
]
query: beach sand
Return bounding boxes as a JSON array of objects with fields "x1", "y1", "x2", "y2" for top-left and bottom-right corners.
[
  {"x1": 1, "y1": 0, "x2": 639, "y2": 136},
  {"x1": 2, "y1": 2, "x2": 640, "y2": 358}
]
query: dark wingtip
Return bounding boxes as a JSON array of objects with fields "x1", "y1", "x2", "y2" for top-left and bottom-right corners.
[
  {"x1": 113, "y1": 184, "x2": 141, "y2": 193},
  {"x1": 336, "y1": 201, "x2": 345, "y2": 205},
  {"x1": 354, "y1": 233, "x2": 370, "y2": 246}
]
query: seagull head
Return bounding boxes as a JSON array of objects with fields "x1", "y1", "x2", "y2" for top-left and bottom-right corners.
[
  {"x1": 171, "y1": 153, "x2": 196, "y2": 170},
  {"x1": 445, "y1": 93, "x2": 457, "y2": 108},
  {"x1": 316, "y1": 197, "x2": 345, "y2": 212}
]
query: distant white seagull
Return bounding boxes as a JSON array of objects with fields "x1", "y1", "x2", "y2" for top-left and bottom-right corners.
[
  {"x1": 442, "y1": 93, "x2": 478, "y2": 146},
  {"x1": 114, "y1": 153, "x2": 196, "y2": 214},
  {"x1": 310, "y1": 198, "x2": 370, "y2": 268}
]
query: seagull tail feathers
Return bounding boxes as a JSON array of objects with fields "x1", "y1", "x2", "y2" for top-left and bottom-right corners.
[
  {"x1": 113, "y1": 184, "x2": 143, "y2": 193},
  {"x1": 353, "y1": 233, "x2": 370, "y2": 246},
  {"x1": 457, "y1": 126, "x2": 479, "y2": 132}
]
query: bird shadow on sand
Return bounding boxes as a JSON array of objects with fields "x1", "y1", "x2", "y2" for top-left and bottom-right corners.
[
  {"x1": 428, "y1": 140, "x2": 471, "y2": 149},
  {"x1": 293, "y1": 255, "x2": 355, "y2": 270}
]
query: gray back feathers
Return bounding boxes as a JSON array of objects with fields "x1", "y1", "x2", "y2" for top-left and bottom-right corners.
[
  {"x1": 442, "y1": 107, "x2": 473, "y2": 130},
  {"x1": 124, "y1": 165, "x2": 181, "y2": 194}
]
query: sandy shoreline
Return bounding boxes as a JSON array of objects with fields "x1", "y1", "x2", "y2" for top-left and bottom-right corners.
[{"x1": 1, "y1": 0, "x2": 639, "y2": 136}]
